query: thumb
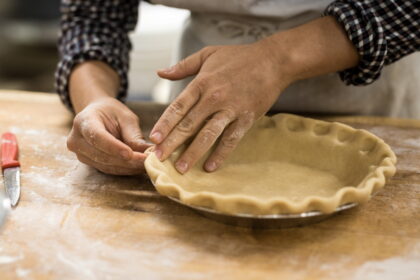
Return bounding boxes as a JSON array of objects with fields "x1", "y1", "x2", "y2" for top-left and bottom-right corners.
[
  {"x1": 157, "y1": 46, "x2": 217, "y2": 80},
  {"x1": 120, "y1": 118, "x2": 151, "y2": 153}
]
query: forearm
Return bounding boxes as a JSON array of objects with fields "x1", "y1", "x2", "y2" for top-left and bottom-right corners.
[
  {"x1": 69, "y1": 61, "x2": 120, "y2": 114},
  {"x1": 55, "y1": 0, "x2": 140, "y2": 111},
  {"x1": 261, "y1": 16, "x2": 359, "y2": 83}
]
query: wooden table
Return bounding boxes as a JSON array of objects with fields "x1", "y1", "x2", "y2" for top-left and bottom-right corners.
[{"x1": 0, "y1": 90, "x2": 419, "y2": 280}]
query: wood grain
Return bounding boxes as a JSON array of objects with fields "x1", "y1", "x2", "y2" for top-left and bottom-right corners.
[{"x1": 0, "y1": 90, "x2": 418, "y2": 280}]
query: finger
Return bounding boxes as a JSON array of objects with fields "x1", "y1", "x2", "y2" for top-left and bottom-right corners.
[
  {"x1": 76, "y1": 117, "x2": 133, "y2": 160},
  {"x1": 157, "y1": 46, "x2": 217, "y2": 80},
  {"x1": 76, "y1": 154, "x2": 144, "y2": 176},
  {"x1": 174, "y1": 111, "x2": 233, "y2": 174},
  {"x1": 204, "y1": 117, "x2": 254, "y2": 172},
  {"x1": 154, "y1": 93, "x2": 226, "y2": 162},
  {"x1": 119, "y1": 114, "x2": 152, "y2": 152},
  {"x1": 149, "y1": 81, "x2": 201, "y2": 144},
  {"x1": 68, "y1": 137, "x2": 147, "y2": 169}
]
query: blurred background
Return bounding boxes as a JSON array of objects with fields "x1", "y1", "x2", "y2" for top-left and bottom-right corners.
[{"x1": 0, "y1": 1, "x2": 189, "y2": 101}]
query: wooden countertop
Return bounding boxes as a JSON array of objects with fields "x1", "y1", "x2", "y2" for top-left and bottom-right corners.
[{"x1": 0, "y1": 90, "x2": 419, "y2": 280}]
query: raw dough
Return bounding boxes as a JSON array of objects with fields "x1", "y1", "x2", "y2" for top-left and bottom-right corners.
[{"x1": 145, "y1": 114, "x2": 396, "y2": 215}]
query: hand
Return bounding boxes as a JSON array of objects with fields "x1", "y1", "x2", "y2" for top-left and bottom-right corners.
[
  {"x1": 150, "y1": 40, "x2": 293, "y2": 174},
  {"x1": 67, "y1": 97, "x2": 151, "y2": 175},
  {"x1": 149, "y1": 16, "x2": 359, "y2": 174}
]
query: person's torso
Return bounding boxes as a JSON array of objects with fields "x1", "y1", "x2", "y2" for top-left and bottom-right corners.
[
  {"x1": 150, "y1": 0, "x2": 420, "y2": 118},
  {"x1": 151, "y1": 0, "x2": 331, "y2": 18}
]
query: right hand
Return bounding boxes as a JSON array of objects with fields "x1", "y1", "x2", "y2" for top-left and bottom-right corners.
[{"x1": 67, "y1": 97, "x2": 151, "y2": 175}]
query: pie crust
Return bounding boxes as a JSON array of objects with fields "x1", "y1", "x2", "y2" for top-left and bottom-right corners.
[{"x1": 145, "y1": 114, "x2": 397, "y2": 215}]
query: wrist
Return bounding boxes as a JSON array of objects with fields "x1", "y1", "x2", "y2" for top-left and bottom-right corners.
[
  {"x1": 259, "y1": 16, "x2": 359, "y2": 85},
  {"x1": 256, "y1": 35, "x2": 301, "y2": 90},
  {"x1": 69, "y1": 61, "x2": 120, "y2": 113}
]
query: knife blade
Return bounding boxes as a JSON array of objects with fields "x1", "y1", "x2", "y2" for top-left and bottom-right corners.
[{"x1": 1, "y1": 132, "x2": 20, "y2": 207}]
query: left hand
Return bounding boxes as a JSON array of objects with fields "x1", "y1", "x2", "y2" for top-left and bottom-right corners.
[{"x1": 149, "y1": 40, "x2": 294, "y2": 174}]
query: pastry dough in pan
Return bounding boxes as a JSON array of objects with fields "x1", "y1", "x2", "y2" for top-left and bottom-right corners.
[{"x1": 145, "y1": 114, "x2": 396, "y2": 215}]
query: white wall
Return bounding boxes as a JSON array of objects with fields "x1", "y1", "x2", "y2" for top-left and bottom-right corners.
[{"x1": 128, "y1": 2, "x2": 189, "y2": 101}]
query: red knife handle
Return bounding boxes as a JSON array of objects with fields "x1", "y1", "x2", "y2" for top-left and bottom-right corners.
[{"x1": 1, "y1": 132, "x2": 20, "y2": 170}]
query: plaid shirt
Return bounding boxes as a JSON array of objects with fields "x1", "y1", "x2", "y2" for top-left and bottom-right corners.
[{"x1": 55, "y1": 0, "x2": 420, "y2": 109}]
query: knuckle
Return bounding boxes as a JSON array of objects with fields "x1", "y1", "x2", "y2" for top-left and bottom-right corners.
[
  {"x1": 209, "y1": 118, "x2": 229, "y2": 132},
  {"x1": 66, "y1": 137, "x2": 76, "y2": 151},
  {"x1": 129, "y1": 134, "x2": 144, "y2": 143},
  {"x1": 126, "y1": 139, "x2": 143, "y2": 149},
  {"x1": 85, "y1": 129, "x2": 98, "y2": 146},
  {"x1": 240, "y1": 110, "x2": 256, "y2": 124},
  {"x1": 201, "y1": 46, "x2": 212, "y2": 53},
  {"x1": 221, "y1": 131, "x2": 242, "y2": 149},
  {"x1": 201, "y1": 46, "x2": 217, "y2": 55},
  {"x1": 119, "y1": 110, "x2": 139, "y2": 123},
  {"x1": 223, "y1": 107, "x2": 236, "y2": 118},
  {"x1": 127, "y1": 113, "x2": 140, "y2": 124},
  {"x1": 76, "y1": 117, "x2": 94, "y2": 139},
  {"x1": 126, "y1": 141, "x2": 137, "y2": 149},
  {"x1": 177, "y1": 59, "x2": 188, "y2": 72},
  {"x1": 73, "y1": 114, "x2": 84, "y2": 129},
  {"x1": 195, "y1": 76, "x2": 210, "y2": 91},
  {"x1": 159, "y1": 118, "x2": 171, "y2": 131},
  {"x1": 221, "y1": 138, "x2": 236, "y2": 149},
  {"x1": 199, "y1": 128, "x2": 219, "y2": 144},
  {"x1": 176, "y1": 117, "x2": 195, "y2": 134},
  {"x1": 168, "y1": 101, "x2": 185, "y2": 116},
  {"x1": 204, "y1": 91, "x2": 224, "y2": 105}
]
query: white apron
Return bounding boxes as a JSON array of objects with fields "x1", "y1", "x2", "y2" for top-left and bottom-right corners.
[{"x1": 151, "y1": 0, "x2": 420, "y2": 118}]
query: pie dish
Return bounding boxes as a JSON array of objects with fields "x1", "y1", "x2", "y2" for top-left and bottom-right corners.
[{"x1": 145, "y1": 114, "x2": 397, "y2": 215}]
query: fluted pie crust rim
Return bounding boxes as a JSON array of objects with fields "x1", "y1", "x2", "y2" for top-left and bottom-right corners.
[{"x1": 145, "y1": 114, "x2": 397, "y2": 215}]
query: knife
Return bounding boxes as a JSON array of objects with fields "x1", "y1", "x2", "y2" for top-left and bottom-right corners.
[{"x1": 1, "y1": 132, "x2": 20, "y2": 207}]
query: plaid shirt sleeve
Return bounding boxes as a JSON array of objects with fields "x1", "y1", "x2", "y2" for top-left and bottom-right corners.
[
  {"x1": 325, "y1": 0, "x2": 420, "y2": 86},
  {"x1": 55, "y1": 0, "x2": 140, "y2": 110},
  {"x1": 55, "y1": 0, "x2": 420, "y2": 109}
]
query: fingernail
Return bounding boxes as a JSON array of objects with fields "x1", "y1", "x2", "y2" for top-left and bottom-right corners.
[
  {"x1": 150, "y1": 131, "x2": 162, "y2": 143},
  {"x1": 138, "y1": 138, "x2": 146, "y2": 144},
  {"x1": 155, "y1": 149, "x2": 162, "y2": 160},
  {"x1": 121, "y1": 150, "x2": 131, "y2": 160},
  {"x1": 205, "y1": 161, "x2": 217, "y2": 172},
  {"x1": 160, "y1": 65, "x2": 175, "y2": 74},
  {"x1": 176, "y1": 160, "x2": 188, "y2": 174}
]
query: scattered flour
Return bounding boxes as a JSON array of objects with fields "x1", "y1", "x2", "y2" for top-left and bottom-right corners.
[
  {"x1": 15, "y1": 268, "x2": 31, "y2": 277},
  {"x1": 0, "y1": 127, "x2": 207, "y2": 279},
  {"x1": 352, "y1": 254, "x2": 420, "y2": 280},
  {"x1": 1, "y1": 125, "x2": 418, "y2": 279},
  {"x1": 0, "y1": 254, "x2": 23, "y2": 264}
]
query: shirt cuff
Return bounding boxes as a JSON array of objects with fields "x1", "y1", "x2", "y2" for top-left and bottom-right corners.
[{"x1": 324, "y1": 1, "x2": 387, "y2": 86}]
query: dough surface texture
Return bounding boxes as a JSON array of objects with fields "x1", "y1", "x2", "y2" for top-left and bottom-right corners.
[{"x1": 145, "y1": 114, "x2": 397, "y2": 215}]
